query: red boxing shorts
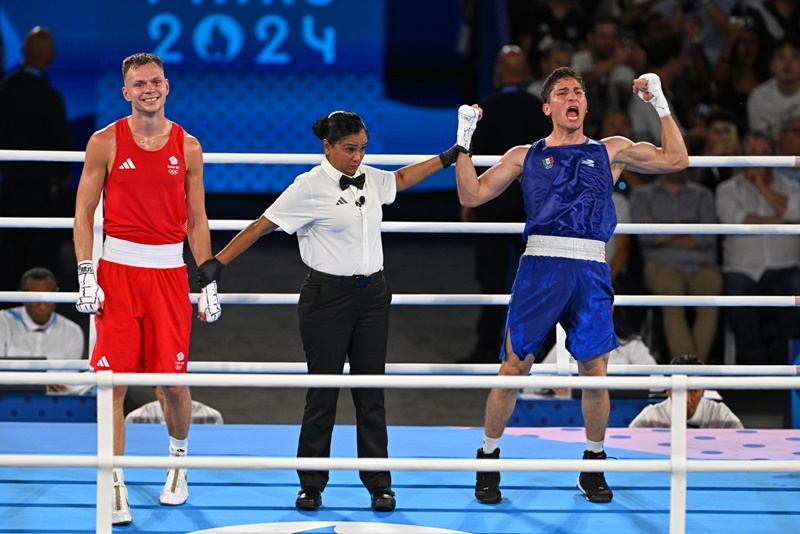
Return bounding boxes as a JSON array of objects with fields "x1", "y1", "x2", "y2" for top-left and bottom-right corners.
[{"x1": 90, "y1": 259, "x2": 192, "y2": 373}]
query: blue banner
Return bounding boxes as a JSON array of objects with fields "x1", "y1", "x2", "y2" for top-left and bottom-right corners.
[{"x1": 2, "y1": 1, "x2": 459, "y2": 193}]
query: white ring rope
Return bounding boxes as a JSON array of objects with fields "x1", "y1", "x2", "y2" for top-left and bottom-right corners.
[
  {"x1": 1, "y1": 291, "x2": 799, "y2": 307},
  {"x1": 4, "y1": 370, "x2": 800, "y2": 390},
  {"x1": 1, "y1": 360, "x2": 798, "y2": 376},
  {"x1": 2, "y1": 149, "x2": 800, "y2": 168},
  {"x1": 3, "y1": 149, "x2": 800, "y2": 534},
  {"x1": 2, "y1": 217, "x2": 800, "y2": 236}
]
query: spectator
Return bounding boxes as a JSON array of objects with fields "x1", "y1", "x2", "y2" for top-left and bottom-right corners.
[
  {"x1": 528, "y1": 40, "x2": 573, "y2": 99},
  {"x1": 628, "y1": 30, "x2": 692, "y2": 146},
  {"x1": 0, "y1": 27, "x2": 72, "y2": 293},
  {"x1": 0, "y1": 267, "x2": 89, "y2": 395},
  {"x1": 631, "y1": 168, "x2": 722, "y2": 362},
  {"x1": 715, "y1": 130, "x2": 800, "y2": 365},
  {"x1": 747, "y1": 35, "x2": 800, "y2": 141},
  {"x1": 777, "y1": 107, "x2": 800, "y2": 181},
  {"x1": 734, "y1": 0, "x2": 800, "y2": 54},
  {"x1": 126, "y1": 387, "x2": 223, "y2": 425},
  {"x1": 629, "y1": 354, "x2": 744, "y2": 429},
  {"x1": 571, "y1": 14, "x2": 637, "y2": 137},
  {"x1": 714, "y1": 25, "x2": 770, "y2": 130},
  {"x1": 659, "y1": 0, "x2": 738, "y2": 67},
  {"x1": 458, "y1": 45, "x2": 551, "y2": 364},
  {"x1": 688, "y1": 108, "x2": 742, "y2": 192},
  {"x1": 508, "y1": 0, "x2": 589, "y2": 70},
  {"x1": 598, "y1": 108, "x2": 646, "y2": 190}
]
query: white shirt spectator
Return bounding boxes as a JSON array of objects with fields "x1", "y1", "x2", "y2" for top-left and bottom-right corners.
[
  {"x1": 543, "y1": 335, "x2": 656, "y2": 367},
  {"x1": 747, "y1": 78, "x2": 800, "y2": 140},
  {"x1": 0, "y1": 306, "x2": 90, "y2": 395},
  {"x1": 629, "y1": 396, "x2": 744, "y2": 429},
  {"x1": 126, "y1": 400, "x2": 224, "y2": 425},
  {"x1": 0, "y1": 306, "x2": 83, "y2": 360},
  {"x1": 715, "y1": 172, "x2": 800, "y2": 280}
]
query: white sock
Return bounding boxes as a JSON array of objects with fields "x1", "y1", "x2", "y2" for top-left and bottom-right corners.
[
  {"x1": 169, "y1": 437, "x2": 188, "y2": 455},
  {"x1": 482, "y1": 435, "x2": 501, "y2": 454},
  {"x1": 586, "y1": 439, "x2": 604, "y2": 453}
]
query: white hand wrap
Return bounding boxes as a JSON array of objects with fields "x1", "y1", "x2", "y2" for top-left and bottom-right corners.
[
  {"x1": 198, "y1": 280, "x2": 222, "y2": 323},
  {"x1": 456, "y1": 105, "x2": 479, "y2": 151},
  {"x1": 637, "y1": 73, "x2": 670, "y2": 118},
  {"x1": 76, "y1": 261, "x2": 105, "y2": 314}
]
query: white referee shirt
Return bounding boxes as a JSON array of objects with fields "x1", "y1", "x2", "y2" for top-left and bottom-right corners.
[{"x1": 265, "y1": 157, "x2": 397, "y2": 276}]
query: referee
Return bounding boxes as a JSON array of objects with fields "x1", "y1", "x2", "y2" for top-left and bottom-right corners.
[{"x1": 197, "y1": 110, "x2": 465, "y2": 512}]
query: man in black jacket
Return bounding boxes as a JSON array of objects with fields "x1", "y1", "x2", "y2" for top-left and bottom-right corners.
[{"x1": 0, "y1": 26, "x2": 72, "y2": 292}]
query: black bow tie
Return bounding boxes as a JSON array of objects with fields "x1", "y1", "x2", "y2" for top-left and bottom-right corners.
[{"x1": 339, "y1": 173, "x2": 365, "y2": 190}]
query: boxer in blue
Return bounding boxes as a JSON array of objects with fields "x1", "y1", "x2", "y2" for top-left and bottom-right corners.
[{"x1": 451, "y1": 67, "x2": 689, "y2": 504}]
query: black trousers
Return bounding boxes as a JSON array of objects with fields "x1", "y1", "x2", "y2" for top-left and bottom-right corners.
[{"x1": 296, "y1": 270, "x2": 392, "y2": 493}]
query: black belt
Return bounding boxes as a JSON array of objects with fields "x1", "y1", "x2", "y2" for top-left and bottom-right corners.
[{"x1": 308, "y1": 269, "x2": 383, "y2": 287}]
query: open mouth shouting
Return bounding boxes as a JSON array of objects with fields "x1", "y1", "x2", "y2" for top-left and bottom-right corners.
[{"x1": 566, "y1": 105, "x2": 580, "y2": 119}]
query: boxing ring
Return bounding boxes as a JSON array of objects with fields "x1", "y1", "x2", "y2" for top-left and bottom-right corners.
[{"x1": 1, "y1": 150, "x2": 800, "y2": 533}]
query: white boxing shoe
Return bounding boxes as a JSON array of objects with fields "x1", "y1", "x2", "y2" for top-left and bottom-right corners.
[
  {"x1": 159, "y1": 448, "x2": 189, "y2": 506},
  {"x1": 112, "y1": 468, "x2": 132, "y2": 525}
]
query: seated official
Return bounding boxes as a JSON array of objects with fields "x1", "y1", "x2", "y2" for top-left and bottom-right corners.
[
  {"x1": 0, "y1": 267, "x2": 90, "y2": 395},
  {"x1": 629, "y1": 355, "x2": 743, "y2": 429},
  {"x1": 126, "y1": 386, "x2": 224, "y2": 425}
]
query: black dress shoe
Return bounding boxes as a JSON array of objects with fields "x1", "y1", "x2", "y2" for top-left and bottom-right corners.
[
  {"x1": 370, "y1": 488, "x2": 396, "y2": 511},
  {"x1": 295, "y1": 487, "x2": 322, "y2": 511}
]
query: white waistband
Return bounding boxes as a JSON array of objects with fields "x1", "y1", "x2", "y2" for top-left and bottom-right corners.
[
  {"x1": 524, "y1": 235, "x2": 606, "y2": 263},
  {"x1": 103, "y1": 236, "x2": 184, "y2": 268}
]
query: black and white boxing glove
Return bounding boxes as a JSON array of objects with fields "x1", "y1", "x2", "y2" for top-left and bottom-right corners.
[
  {"x1": 198, "y1": 280, "x2": 221, "y2": 323},
  {"x1": 76, "y1": 261, "x2": 105, "y2": 314},
  {"x1": 197, "y1": 257, "x2": 223, "y2": 323}
]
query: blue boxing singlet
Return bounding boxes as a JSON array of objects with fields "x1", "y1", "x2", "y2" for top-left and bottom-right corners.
[{"x1": 520, "y1": 138, "x2": 617, "y2": 243}]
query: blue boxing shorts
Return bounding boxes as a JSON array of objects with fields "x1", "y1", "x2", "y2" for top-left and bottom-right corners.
[{"x1": 503, "y1": 248, "x2": 618, "y2": 362}]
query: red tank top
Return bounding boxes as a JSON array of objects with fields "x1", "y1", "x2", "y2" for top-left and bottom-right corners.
[{"x1": 104, "y1": 118, "x2": 188, "y2": 245}]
